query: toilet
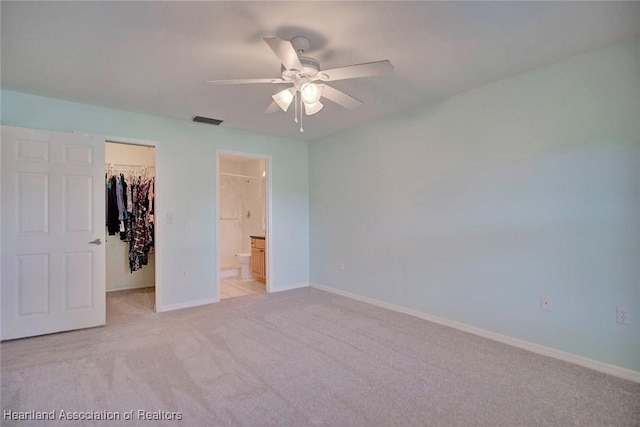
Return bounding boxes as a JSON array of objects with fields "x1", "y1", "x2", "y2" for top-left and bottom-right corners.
[{"x1": 235, "y1": 253, "x2": 252, "y2": 279}]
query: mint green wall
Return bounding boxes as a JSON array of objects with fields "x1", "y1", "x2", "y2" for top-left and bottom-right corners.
[
  {"x1": 310, "y1": 38, "x2": 640, "y2": 371},
  {"x1": 1, "y1": 90, "x2": 310, "y2": 308}
]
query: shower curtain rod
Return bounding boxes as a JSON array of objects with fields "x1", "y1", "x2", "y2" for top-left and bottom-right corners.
[{"x1": 219, "y1": 172, "x2": 260, "y2": 179}]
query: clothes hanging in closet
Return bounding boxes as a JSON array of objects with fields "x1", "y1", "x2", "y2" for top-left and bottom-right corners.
[
  {"x1": 106, "y1": 173, "x2": 154, "y2": 273},
  {"x1": 129, "y1": 177, "x2": 154, "y2": 272}
]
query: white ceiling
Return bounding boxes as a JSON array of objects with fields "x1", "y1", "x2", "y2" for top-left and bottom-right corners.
[{"x1": 2, "y1": 1, "x2": 640, "y2": 141}]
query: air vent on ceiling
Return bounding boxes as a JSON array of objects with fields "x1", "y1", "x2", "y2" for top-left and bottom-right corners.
[{"x1": 193, "y1": 116, "x2": 223, "y2": 126}]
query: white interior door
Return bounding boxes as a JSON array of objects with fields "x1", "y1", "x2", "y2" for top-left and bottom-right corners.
[{"x1": 1, "y1": 126, "x2": 106, "y2": 340}]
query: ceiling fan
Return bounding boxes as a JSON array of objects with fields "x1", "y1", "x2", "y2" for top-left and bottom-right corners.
[{"x1": 205, "y1": 36, "x2": 394, "y2": 132}]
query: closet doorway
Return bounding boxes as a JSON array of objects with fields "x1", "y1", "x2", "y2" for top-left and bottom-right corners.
[
  {"x1": 216, "y1": 151, "x2": 271, "y2": 300},
  {"x1": 105, "y1": 141, "x2": 157, "y2": 321}
]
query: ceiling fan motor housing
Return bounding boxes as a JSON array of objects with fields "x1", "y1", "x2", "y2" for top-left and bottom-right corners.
[
  {"x1": 281, "y1": 56, "x2": 320, "y2": 82},
  {"x1": 290, "y1": 36, "x2": 320, "y2": 76},
  {"x1": 291, "y1": 35, "x2": 310, "y2": 53},
  {"x1": 299, "y1": 56, "x2": 320, "y2": 75}
]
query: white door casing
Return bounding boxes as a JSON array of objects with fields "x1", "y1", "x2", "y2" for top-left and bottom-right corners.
[{"x1": 1, "y1": 126, "x2": 106, "y2": 340}]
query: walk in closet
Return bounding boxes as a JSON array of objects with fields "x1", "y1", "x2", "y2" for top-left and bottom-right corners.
[{"x1": 105, "y1": 142, "x2": 156, "y2": 295}]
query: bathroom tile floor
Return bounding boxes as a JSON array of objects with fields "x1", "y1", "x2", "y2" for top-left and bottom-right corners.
[{"x1": 220, "y1": 277, "x2": 266, "y2": 299}]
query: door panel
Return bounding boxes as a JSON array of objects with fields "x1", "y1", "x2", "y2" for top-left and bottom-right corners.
[
  {"x1": 2, "y1": 126, "x2": 106, "y2": 340},
  {"x1": 18, "y1": 173, "x2": 50, "y2": 234},
  {"x1": 17, "y1": 139, "x2": 49, "y2": 162},
  {"x1": 65, "y1": 175, "x2": 93, "y2": 232},
  {"x1": 17, "y1": 254, "x2": 49, "y2": 315},
  {"x1": 65, "y1": 251, "x2": 94, "y2": 310}
]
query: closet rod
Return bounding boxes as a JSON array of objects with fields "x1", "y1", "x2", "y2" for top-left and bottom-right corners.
[
  {"x1": 107, "y1": 163, "x2": 155, "y2": 168},
  {"x1": 219, "y1": 172, "x2": 259, "y2": 179}
]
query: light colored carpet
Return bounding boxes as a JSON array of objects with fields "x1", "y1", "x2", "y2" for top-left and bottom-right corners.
[{"x1": 1, "y1": 287, "x2": 638, "y2": 426}]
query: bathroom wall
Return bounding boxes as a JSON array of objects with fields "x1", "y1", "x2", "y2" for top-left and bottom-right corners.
[
  {"x1": 219, "y1": 156, "x2": 264, "y2": 271},
  {"x1": 219, "y1": 158, "x2": 243, "y2": 270},
  {"x1": 241, "y1": 159, "x2": 266, "y2": 251},
  {"x1": 105, "y1": 142, "x2": 156, "y2": 291}
]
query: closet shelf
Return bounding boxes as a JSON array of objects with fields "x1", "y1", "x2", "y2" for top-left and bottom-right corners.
[{"x1": 107, "y1": 163, "x2": 155, "y2": 178}]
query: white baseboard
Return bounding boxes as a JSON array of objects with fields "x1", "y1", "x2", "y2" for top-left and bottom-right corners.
[
  {"x1": 156, "y1": 297, "x2": 217, "y2": 313},
  {"x1": 270, "y1": 281, "x2": 309, "y2": 293},
  {"x1": 310, "y1": 283, "x2": 640, "y2": 383},
  {"x1": 106, "y1": 284, "x2": 155, "y2": 292}
]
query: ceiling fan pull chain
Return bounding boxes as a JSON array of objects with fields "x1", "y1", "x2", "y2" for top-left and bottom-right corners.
[
  {"x1": 294, "y1": 91, "x2": 299, "y2": 124},
  {"x1": 299, "y1": 94, "x2": 304, "y2": 133}
]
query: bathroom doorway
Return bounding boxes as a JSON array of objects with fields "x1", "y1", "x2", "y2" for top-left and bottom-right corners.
[{"x1": 216, "y1": 151, "x2": 271, "y2": 300}]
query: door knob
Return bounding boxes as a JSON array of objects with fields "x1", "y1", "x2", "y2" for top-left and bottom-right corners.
[{"x1": 89, "y1": 238, "x2": 102, "y2": 245}]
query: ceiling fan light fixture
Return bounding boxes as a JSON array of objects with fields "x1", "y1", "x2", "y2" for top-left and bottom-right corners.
[
  {"x1": 272, "y1": 88, "x2": 294, "y2": 112},
  {"x1": 301, "y1": 82, "x2": 322, "y2": 104},
  {"x1": 304, "y1": 100, "x2": 324, "y2": 116}
]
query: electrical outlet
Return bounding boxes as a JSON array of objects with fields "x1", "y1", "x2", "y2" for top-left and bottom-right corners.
[
  {"x1": 338, "y1": 262, "x2": 345, "y2": 271},
  {"x1": 540, "y1": 296, "x2": 551, "y2": 311},
  {"x1": 616, "y1": 307, "x2": 630, "y2": 325}
]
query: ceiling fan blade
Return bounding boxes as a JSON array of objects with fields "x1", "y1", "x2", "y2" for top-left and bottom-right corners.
[
  {"x1": 319, "y1": 60, "x2": 394, "y2": 82},
  {"x1": 263, "y1": 37, "x2": 303, "y2": 71},
  {"x1": 320, "y1": 84, "x2": 362, "y2": 110},
  {"x1": 205, "y1": 78, "x2": 286, "y2": 85}
]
